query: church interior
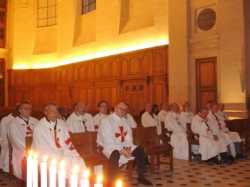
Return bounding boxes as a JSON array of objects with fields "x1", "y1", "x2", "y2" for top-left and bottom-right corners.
[{"x1": 0, "y1": 0, "x2": 250, "y2": 186}]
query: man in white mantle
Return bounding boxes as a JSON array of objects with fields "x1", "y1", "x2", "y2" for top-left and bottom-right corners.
[
  {"x1": 97, "y1": 102, "x2": 152, "y2": 185},
  {"x1": 32, "y1": 104, "x2": 85, "y2": 168},
  {"x1": 165, "y1": 103, "x2": 189, "y2": 160},
  {"x1": 93, "y1": 100, "x2": 109, "y2": 131},
  {"x1": 66, "y1": 102, "x2": 95, "y2": 133},
  {"x1": 8, "y1": 101, "x2": 39, "y2": 179},
  {"x1": 0, "y1": 110, "x2": 16, "y2": 173},
  {"x1": 192, "y1": 107, "x2": 233, "y2": 164}
]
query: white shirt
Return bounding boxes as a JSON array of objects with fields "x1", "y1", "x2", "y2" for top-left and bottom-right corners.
[
  {"x1": 141, "y1": 112, "x2": 158, "y2": 127},
  {"x1": 124, "y1": 113, "x2": 137, "y2": 128},
  {"x1": 32, "y1": 117, "x2": 85, "y2": 167},
  {"x1": 66, "y1": 112, "x2": 94, "y2": 133},
  {"x1": 93, "y1": 113, "x2": 108, "y2": 130}
]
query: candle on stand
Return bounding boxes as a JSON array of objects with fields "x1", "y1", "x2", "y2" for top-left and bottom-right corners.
[
  {"x1": 40, "y1": 156, "x2": 48, "y2": 187},
  {"x1": 70, "y1": 165, "x2": 79, "y2": 187},
  {"x1": 58, "y1": 160, "x2": 66, "y2": 187},
  {"x1": 32, "y1": 153, "x2": 39, "y2": 187},
  {"x1": 80, "y1": 169, "x2": 90, "y2": 187},
  {"x1": 94, "y1": 174, "x2": 103, "y2": 187},
  {"x1": 26, "y1": 151, "x2": 33, "y2": 187},
  {"x1": 49, "y1": 159, "x2": 57, "y2": 187},
  {"x1": 115, "y1": 179, "x2": 123, "y2": 187}
]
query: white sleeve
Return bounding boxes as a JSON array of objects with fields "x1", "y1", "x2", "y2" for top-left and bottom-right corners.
[
  {"x1": 98, "y1": 120, "x2": 121, "y2": 155},
  {"x1": 86, "y1": 114, "x2": 95, "y2": 132}
]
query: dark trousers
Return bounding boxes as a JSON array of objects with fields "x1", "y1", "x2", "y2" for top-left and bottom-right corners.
[{"x1": 109, "y1": 146, "x2": 147, "y2": 179}]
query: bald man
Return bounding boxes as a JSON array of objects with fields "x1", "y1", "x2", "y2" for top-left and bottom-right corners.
[
  {"x1": 32, "y1": 104, "x2": 86, "y2": 168},
  {"x1": 97, "y1": 102, "x2": 152, "y2": 185},
  {"x1": 66, "y1": 102, "x2": 95, "y2": 133}
]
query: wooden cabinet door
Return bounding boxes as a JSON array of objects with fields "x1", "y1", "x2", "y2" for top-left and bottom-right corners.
[
  {"x1": 0, "y1": 59, "x2": 5, "y2": 106},
  {"x1": 196, "y1": 57, "x2": 217, "y2": 110},
  {"x1": 122, "y1": 80, "x2": 148, "y2": 116}
]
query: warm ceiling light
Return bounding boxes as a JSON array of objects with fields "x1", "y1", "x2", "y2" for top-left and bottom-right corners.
[{"x1": 13, "y1": 37, "x2": 168, "y2": 70}]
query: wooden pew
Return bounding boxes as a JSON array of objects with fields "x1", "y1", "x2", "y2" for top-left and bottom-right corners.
[
  {"x1": 70, "y1": 132, "x2": 109, "y2": 174},
  {"x1": 186, "y1": 123, "x2": 199, "y2": 161},
  {"x1": 132, "y1": 127, "x2": 173, "y2": 171}
]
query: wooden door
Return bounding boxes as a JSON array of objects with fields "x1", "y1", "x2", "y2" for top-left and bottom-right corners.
[
  {"x1": 122, "y1": 80, "x2": 147, "y2": 117},
  {"x1": 196, "y1": 57, "x2": 217, "y2": 110},
  {"x1": 0, "y1": 59, "x2": 5, "y2": 106}
]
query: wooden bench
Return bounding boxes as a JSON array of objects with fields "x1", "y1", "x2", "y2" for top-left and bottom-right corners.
[
  {"x1": 186, "y1": 123, "x2": 200, "y2": 161},
  {"x1": 132, "y1": 127, "x2": 173, "y2": 171},
  {"x1": 70, "y1": 132, "x2": 109, "y2": 174}
]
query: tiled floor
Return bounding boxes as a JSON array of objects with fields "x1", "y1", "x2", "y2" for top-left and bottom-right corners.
[{"x1": 1, "y1": 156, "x2": 250, "y2": 187}]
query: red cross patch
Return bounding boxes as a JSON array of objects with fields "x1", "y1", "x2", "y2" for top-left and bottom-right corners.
[{"x1": 115, "y1": 126, "x2": 127, "y2": 142}]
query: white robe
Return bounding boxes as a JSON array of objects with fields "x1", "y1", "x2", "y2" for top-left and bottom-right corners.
[
  {"x1": 216, "y1": 111, "x2": 228, "y2": 121},
  {"x1": 93, "y1": 113, "x2": 108, "y2": 131},
  {"x1": 66, "y1": 112, "x2": 95, "y2": 133},
  {"x1": 208, "y1": 111, "x2": 238, "y2": 157},
  {"x1": 191, "y1": 115, "x2": 227, "y2": 160},
  {"x1": 8, "y1": 116, "x2": 39, "y2": 179},
  {"x1": 32, "y1": 118, "x2": 85, "y2": 169},
  {"x1": 157, "y1": 110, "x2": 168, "y2": 123},
  {"x1": 141, "y1": 112, "x2": 161, "y2": 134},
  {"x1": 97, "y1": 113, "x2": 136, "y2": 166},
  {"x1": 0, "y1": 114, "x2": 15, "y2": 172},
  {"x1": 165, "y1": 112, "x2": 189, "y2": 160},
  {"x1": 124, "y1": 113, "x2": 137, "y2": 128},
  {"x1": 180, "y1": 111, "x2": 194, "y2": 124},
  {"x1": 215, "y1": 112, "x2": 241, "y2": 143},
  {"x1": 141, "y1": 112, "x2": 157, "y2": 127}
]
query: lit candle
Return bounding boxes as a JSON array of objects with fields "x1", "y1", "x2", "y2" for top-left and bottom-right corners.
[
  {"x1": 94, "y1": 174, "x2": 103, "y2": 187},
  {"x1": 115, "y1": 179, "x2": 123, "y2": 187},
  {"x1": 40, "y1": 156, "x2": 48, "y2": 187},
  {"x1": 32, "y1": 153, "x2": 39, "y2": 187},
  {"x1": 58, "y1": 160, "x2": 66, "y2": 187},
  {"x1": 80, "y1": 169, "x2": 90, "y2": 187},
  {"x1": 26, "y1": 151, "x2": 33, "y2": 187},
  {"x1": 70, "y1": 166, "x2": 79, "y2": 187},
  {"x1": 49, "y1": 159, "x2": 57, "y2": 187}
]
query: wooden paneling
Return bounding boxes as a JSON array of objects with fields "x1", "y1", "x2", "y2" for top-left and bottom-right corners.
[
  {"x1": 8, "y1": 46, "x2": 168, "y2": 115},
  {"x1": 0, "y1": 59, "x2": 5, "y2": 106},
  {"x1": 196, "y1": 57, "x2": 217, "y2": 110},
  {"x1": 0, "y1": 0, "x2": 7, "y2": 48}
]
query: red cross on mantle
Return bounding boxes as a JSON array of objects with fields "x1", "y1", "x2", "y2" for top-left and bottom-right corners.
[{"x1": 115, "y1": 126, "x2": 127, "y2": 142}]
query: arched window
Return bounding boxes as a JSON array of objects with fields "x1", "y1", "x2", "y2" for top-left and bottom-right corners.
[
  {"x1": 37, "y1": 0, "x2": 57, "y2": 27},
  {"x1": 82, "y1": 0, "x2": 96, "y2": 14}
]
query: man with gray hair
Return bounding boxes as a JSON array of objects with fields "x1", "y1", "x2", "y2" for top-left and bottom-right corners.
[
  {"x1": 98, "y1": 102, "x2": 152, "y2": 185},
  {"x1": 32, "y1": 103, "x2": 86, "y2": 168},
  {"x1": 66, "y1": 102, "x2": 95, "y2": 133}
]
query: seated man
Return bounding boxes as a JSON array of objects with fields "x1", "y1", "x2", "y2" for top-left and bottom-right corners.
[
  {"x1": 97, "y1": 102, "x2": 152, "y2": 185},
  {"x1": 165, "y1": 103, "x2": 189, "y2": 160},
  {"x1": 124, "y1": 104, "x2": 137, "y2": 129},
  {"x1": 8, "y1": 101, "x2": 39, "y2": 179},
  {"x1": 180, "y1": 102, "x2": 194, "y2": 125},
  {"x1": 66, "y1": 102, "x2": 95, "y2": 133},
  {"x1": 209, "y1": 104, "x2": 242, "y2": 158},
  {"x1": 0, "y1": 106, "x2": 18, "y2": 173},
  {"x1": 158, "y1": 103, "x2": 169, "y2": 124},
  {"x1": 192, "y1": 107, "x2": 232, "y2": 164},
  {"x1": 32, "y1": 104, "x2": 85, "y2": 168},
  {"x1": 141, "y1": 104, "x2": 158, "y2": 127},
  {"x1": 93, "y1": 100, "x2": 109, "y2": 130}
]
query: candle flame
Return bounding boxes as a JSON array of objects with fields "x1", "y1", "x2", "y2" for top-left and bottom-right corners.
[
  {"x1": 42, "y1": 155, "x2": 48, "y2": 162},
  {"x1": 51, "y1": 159, "x2": 57, "y2": 165},
  {"x1": 96, "y1": 174, "x2": 103, "y2": 184},
  {"x1": 83, "y1": 169, "x2": 90, "y2": 178},
  {"x1": 115, "y1": 179, "x2": 123, "y2": 187},
  {"x1": 59, "y1": 160, "x2": 66, "y2": 169},
  {"x1": 72, "y1": 165, "x2": 80, "y2": 174}
]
